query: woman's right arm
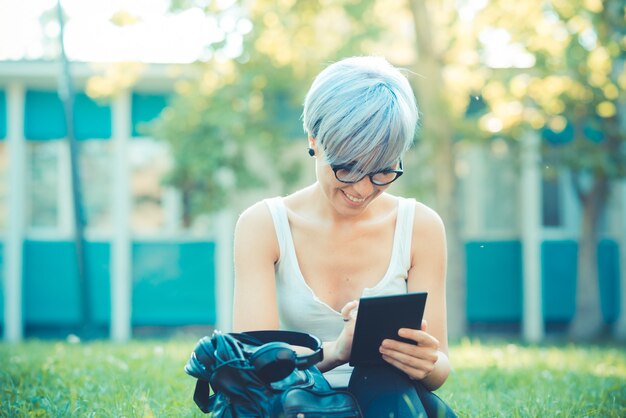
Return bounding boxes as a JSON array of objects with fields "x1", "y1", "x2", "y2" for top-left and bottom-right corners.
[{"x1": 232, "y1": 201, "x2": 281, "y2": 331}]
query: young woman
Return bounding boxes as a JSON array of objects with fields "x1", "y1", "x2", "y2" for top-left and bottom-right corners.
[{"x1": 233, "y1": 56, "x2": 456, "y2": 417}]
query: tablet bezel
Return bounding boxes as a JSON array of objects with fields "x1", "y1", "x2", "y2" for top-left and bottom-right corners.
[{"x1": 349, "y1": 292, "x2": 428, "y2": 367}]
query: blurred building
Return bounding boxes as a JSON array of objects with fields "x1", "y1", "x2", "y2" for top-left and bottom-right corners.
[{"x1": 0, "y1": 60, "x2": 623, "y2": 341}]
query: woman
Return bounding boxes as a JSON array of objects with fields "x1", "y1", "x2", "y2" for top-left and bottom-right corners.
[{"x1": 233, "y1": 56, "x2": 456, "y2": 417}]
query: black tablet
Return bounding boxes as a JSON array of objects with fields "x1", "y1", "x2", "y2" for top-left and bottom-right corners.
[{"x1": 349, "y1": 292, "x2": 428, "y2": 366}]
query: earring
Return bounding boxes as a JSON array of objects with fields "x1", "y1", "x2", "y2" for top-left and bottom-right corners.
[{"x1": 307, "y1": 147, "x2": 315, "y2": 157}]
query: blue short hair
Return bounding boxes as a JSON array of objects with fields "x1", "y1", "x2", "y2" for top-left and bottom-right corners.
[{"x1": 302, "y1": 56, "x2": 418, "y2": 180}]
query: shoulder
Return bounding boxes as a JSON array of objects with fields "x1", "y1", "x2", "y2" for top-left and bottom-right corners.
[
  {"x1": 236, "y1": 199, "x2": 277, "y2": 235},
  {"x1": 408, "y1": 199, "x2": 446, "y2": 247},
  {"x1": 234, "y1": 199, "x2": 280, "y2": 259},
  {"x1": 411, "y1": 200, "x2": 445, "y2": 233},
  {"x1": 406, "y1": 200, "x2": 447, "y2": 270}
]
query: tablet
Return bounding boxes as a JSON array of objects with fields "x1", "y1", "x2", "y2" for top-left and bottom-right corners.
[{"x1": 349, "y1": 292, "x2": 428, "y2": 366}]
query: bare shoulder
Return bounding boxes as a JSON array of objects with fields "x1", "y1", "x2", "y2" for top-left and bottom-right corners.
[
  {"x1": 235, "y1": 199, "x2": 279, "y2": 262},
  {"x1": 408, "y1": 200, "x2": 447, "y2": 282},
  {"x1": 412, "y1": 200, "x2": 446, "y2": 236}
]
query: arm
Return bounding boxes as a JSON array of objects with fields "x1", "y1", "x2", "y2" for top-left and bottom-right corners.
[
  {"x1": 378, "y1": 203, "x2": 451, "y2": 390},
  {"x1": 232, "y1": 201, "x2": 281, "y2": 331}
]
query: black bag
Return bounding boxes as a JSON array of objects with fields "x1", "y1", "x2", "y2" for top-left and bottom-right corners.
[{"x1": 185, "y1": 330, "x2": 362, "y2": 417}]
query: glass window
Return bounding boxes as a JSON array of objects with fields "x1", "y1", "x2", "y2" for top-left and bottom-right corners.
[
  {"x1": 129, "y1": 138, "x2": 174, "y2": 235},
  {"x1": 80, "y1": 140, "x2": 113, "y2": 233},
  {"x1": 483, "y1": 143, "x2": 520, "y2": 233},
  {"x1": 542, "y1": 176, "x2": 561, "y2": 227},
  {"x1": 27, "y1": 141, "x2": 61, "y2": 230}
]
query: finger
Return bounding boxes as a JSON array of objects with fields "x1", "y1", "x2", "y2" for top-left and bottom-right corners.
[
  {"x1": 421, "y1": 319, "x2": 428, "y2": 332},
  {"x1": 398, "y1": 328, "x2": 439, "y2": 348},
  {"x1": 381, "y1": 339, "x2": 439, "y2": 364},
  {"x1": 380, "y1": 352, "x2": 436, "y2": 380},
  {"x1": 340, "y1": 300, "x2": 359, "y2": 321}
]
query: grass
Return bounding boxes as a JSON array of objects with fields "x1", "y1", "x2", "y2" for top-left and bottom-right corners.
[{"x1": 1, "y1": 337, "x2": 625, "y2": 417}]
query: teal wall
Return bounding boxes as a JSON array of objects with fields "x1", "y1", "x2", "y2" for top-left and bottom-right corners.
[
  {"x1": 541, "y1": 240, "x2": 577, "y2": 321},
  {"x1": 0, "y1": 243, "x2": 3, "y2": 322},
  {"x1": 19, "y1": 240, "x2": 215, "y2": 327},
  {"x1": 24, "y1": 90, "x2": 112, "y2": 140},
  {"x1": 23, "y1": 241, "x2": 111, "y2": 324},
  {"x1": 0, "y1": 89, "x2": 6, "y2": 139},
  {"x1": 466, "y1": 241, "x2": 523, "y2": 322},
  {"x1": 132, "y1": 241, "x2": 216, "y2": 325},
  {"x1": 467, "y1": 240, "x2": 621, "y2": 324}
]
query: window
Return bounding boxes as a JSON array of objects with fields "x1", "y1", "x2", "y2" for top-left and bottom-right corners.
[
  {"x1": 482, "y1": 145, "x2": 520, "y2": 233},
  {"x1": 27, "y1": 141, "x2": 62, "y2": 231},
  {"x1": 129, "y1": 138, "x2": 175, "y2": 235},
  {"x1": 80, "y1": 140, "x2": 113, "y2": 233}
]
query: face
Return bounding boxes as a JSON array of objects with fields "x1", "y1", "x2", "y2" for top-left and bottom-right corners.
[{"x1": 312, "y1": 142, "x2": 400, "y2": 216}]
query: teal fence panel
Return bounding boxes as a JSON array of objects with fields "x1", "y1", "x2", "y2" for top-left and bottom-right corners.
[
  {"x1": 542, "y1": 239, "x2": 621, "y2": 323},
  {"x1": 0, "y1": 89, "x2": 6, "y2": 139},
  {"x1": 541, "y1": 240, "x2": 577, "y2": 321},
  {"x1": 131, "y1": 241, "x2": 216, "y2": 325},
  {"x1": 23, "y1": 240, "x2": 110, "y2": 325},
  {"x1": 466, "y1": 241, "x2": 523, "y2": 322},
  {"x1": 131, "y1": 93, "x2": 168, "y2": 137},
  {"x1": 598, "y1": 239, "x2": 620, "y2": 322},
  {"x1": 0, "y1": 242, "x2": 3, "y2": 322}
]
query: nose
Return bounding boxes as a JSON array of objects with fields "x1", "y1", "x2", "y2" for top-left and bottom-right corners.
[{"x1": 351, "y1": 175, "x2": 375, "y2": 196}]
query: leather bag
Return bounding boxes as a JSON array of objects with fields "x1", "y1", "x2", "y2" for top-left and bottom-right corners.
[{"x1": 185, "y1": 330, "x2": 362, "y2": 417}]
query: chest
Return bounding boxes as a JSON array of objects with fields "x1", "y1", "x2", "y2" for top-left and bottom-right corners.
[{"x1": 289, "y1": 216, "x2": 397, "y2": 311}]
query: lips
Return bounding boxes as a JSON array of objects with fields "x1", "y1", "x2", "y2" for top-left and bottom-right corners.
[{"x1": 342, "y1": 190, "x2": 366, "y2": 204}]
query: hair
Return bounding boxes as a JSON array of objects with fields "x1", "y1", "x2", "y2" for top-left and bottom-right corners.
[{"x1": 302, "y1": 56, "x2": 418, "y2": 181}]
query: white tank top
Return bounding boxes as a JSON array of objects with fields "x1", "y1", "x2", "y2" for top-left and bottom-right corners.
[{"x1": 265, "y1": 195, "x2": 416, "y2": 387}]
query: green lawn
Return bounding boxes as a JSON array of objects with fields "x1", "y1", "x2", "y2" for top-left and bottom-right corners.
[{"x1": 1, "y1": 337, "x2": 624, "y2": 417}]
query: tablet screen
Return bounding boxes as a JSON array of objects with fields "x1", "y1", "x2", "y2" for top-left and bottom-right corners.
[{"x1": 349, "y1": 292, "x2": 428, "y2": 366}]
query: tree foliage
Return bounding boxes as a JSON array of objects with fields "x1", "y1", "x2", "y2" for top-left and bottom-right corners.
[{"x1": 474, "y1": 0, "x2": 626, "y2": 339}]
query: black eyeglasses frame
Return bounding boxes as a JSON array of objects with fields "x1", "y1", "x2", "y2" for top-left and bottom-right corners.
[{"x1": 330, "y1": 160, "x2": 404, "y2": 186}]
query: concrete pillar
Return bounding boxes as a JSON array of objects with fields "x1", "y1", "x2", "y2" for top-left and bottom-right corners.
[
  {"x1": 3, "y1": 82, "x2": 25, "y2": 342},
  {"x1": 464, "y1": 146, "x2": 485, "y2": 239},
  {"x1": 215, "y1": 209, "x2": 235, "y2": 332},
  {"x1": 110, "y1": 90, "x2": 132, "y2": 342},
  {"x1": 520, "y1": 131, "x2": 544, "y2": 342},
  {"x1": 614, "y1": 180, "x2": 626, "y2": 340}
]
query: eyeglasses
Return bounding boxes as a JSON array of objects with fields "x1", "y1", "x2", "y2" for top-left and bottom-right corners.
[{"x1": 331, "y1": 160, "x2": 403, "y2": 186}]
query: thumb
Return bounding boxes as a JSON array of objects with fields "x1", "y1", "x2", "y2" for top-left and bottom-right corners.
[{"x1": 341, "y1": 300, "x2": 359, "y2": 320}]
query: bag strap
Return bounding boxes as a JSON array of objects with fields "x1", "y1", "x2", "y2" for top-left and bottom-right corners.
[
  {"x1": 193, "y1": 379, "x2": 215, "y2": 414},
  {"x1": 230, "y1": 330, "x2": 324, "y2": 370}
]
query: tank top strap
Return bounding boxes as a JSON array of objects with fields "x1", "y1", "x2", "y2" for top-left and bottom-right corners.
[
  {"x1": 264, "y1": 196, "x2": 289, "y2": 263},
  {"x1": 396, "y1": 197, "x2": 416, "y2": 271}
]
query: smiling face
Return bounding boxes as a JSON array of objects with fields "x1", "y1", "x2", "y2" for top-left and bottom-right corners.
[{"x1": 313, "y1": 143, "x2": 396, "y2": 216}]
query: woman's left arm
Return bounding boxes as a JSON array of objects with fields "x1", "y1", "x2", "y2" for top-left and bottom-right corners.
[{"x1": 378, "y1": 202, "x2": 451, "y2": 390}]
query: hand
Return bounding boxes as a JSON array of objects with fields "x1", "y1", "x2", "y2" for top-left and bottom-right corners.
[
  {"x1": 333, "y1": 300, "x2": 359, "y2": 363},
  {"x1": 378, "y1": 320, "x2": 440, "y2": 381}
]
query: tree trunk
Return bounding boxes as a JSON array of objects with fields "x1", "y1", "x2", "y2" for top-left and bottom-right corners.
[
  {"x1": 569, "y1": 171, "x2": 609, "y2": 340},
  {"x1": 408, "y1": 0, "x2": 466, "y2": 339}
]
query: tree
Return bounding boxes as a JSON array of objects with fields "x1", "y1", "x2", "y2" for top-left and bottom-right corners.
[
  {"x1": 157, "y1": 0, "x2": 496, "y2": 337},
  {"x1": 155, "y1": 0, "x2": 392, "y2": 224},
  {"x1": 475, "y1": 0, "x2": 626, "y2": 340}
]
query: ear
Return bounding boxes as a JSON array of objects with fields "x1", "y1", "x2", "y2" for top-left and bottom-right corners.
[{"x1": 307, "y1": 136, "x2": 317, "y2": 151}]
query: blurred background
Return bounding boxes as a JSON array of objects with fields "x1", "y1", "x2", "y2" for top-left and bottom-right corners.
[{"x1": 0, "y1": 0, "x2": 624, "y2": 344}]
